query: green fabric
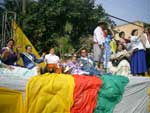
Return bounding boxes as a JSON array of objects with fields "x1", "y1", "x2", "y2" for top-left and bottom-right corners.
[{"x1": 94, "y1": 75, "x2": 129, "y2": 113}]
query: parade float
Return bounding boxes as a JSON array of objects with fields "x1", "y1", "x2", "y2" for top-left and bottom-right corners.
[
  {"x1": 0, "y1": 73, "x2": 150, "y2": 113},
  {"x1": 0, "y1": 21, "x2": 150, "y2": 113}
]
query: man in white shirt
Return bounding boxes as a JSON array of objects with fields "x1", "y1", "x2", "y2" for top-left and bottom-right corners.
[
  {"x1": 44, "y1": 48, "x2": 61, "y2": 73},
  {"x1": 93, "y1": 21, "x2": 107, "y2": 64}
]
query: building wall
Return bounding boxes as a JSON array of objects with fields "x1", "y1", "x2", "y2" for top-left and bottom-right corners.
[{"x1": 114, "y1": 21, "x2": 144, "y2": 39}]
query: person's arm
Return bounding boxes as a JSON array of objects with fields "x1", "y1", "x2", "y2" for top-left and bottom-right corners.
[
  {"x1": 44, "y1": 55, "x2": 48, "y2": 64},
  {"x1": 89, "y1": 57, "x2": 95, "y2": 66},
  {"x1": 110, "y1": 54, "x2": 116, "y2": 60},
  {"x1": 0, "y1": 48, "x2": 10, "y2": 61},
  {"x1": 0, "y1": 60, "x2": 14, "y2": 70},
  {"x1": 34, "y1": 55, "x2": 44, "y2": 63},
  {"x1": 57, "y1": 56, "x2": 61, "y2": 68},
  {"x1": 140, "y1": 34, "x2": 146, "y2": 49},
  {"x1": 40, "y1": 52, "x2": 46, "y2": 60},
  {"x1": 15, "y1": 46, "x2": 21, "y2": 60}
]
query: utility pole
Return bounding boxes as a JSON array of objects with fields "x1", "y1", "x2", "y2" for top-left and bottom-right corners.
[
  {"x1": 22, "y1": 0, "x2": 26, "y2": 15},
  {"x1": 1, "y1": 11, "x2": 16, "y2": 48},
  {"x1": 22, "y1": 0, "x2": 27, "y2": 29},
  {"x1": 106, "y1": 13, "x2": 144, "y2": 28}
]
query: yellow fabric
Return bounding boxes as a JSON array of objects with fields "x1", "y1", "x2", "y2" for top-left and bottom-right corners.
[
  {"x1": 25, "y1": 73, "x2": 75, "y2": 113},
  {"x1": 148, "y1": 87, "x2": 150, "y2": 112},
  {"x1": 146, "y1": 73, "x2": 150, "y2": 77},
  {"x1": 0, "y1": 88, "x2": 24, "y2": 113},
  {"x1": 110, "y1": 39, "x2": 117, "y2": 54},
  {"x1": 12, "y1": 21, "x2": 45, "y2": 67}
]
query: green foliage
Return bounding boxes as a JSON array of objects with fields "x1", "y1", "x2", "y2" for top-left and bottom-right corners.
[{"x1": 2, "y1": 0, "x2": 113, "y2": 56}]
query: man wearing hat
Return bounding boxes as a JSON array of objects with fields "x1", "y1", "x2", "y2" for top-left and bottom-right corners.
[{"x1": 93, "y1": 21, "x2": 107, "y2": 64}]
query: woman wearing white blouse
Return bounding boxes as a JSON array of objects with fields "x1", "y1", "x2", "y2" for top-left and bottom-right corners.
[
  {"x1": 141, "y1": 27, "x2": 150, "y2": 74},
  {"x1": 130, "y1": 29, "x2": 147, "y2": 76}
]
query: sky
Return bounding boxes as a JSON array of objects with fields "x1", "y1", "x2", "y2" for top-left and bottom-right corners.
[
  {"x1": 0, "y1": 0, "x2": 3, "y2": 4},
  {"x1": 95, "y1": 0, "x2": 150, "y2": 25},
  {"x1": 1, "y1": 0, "x2": 150, "y2": 25}
]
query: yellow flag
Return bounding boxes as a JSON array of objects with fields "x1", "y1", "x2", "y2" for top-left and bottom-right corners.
[
  {"x1": 110, "y1": 39, "x2": 117, "y2": 54},
  {"x1": 12, "y1": 21, "x2": 45, "y2": 67}
]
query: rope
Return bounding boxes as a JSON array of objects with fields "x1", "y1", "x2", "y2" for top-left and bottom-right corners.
[{"x1": 106, "y1": 13, "x2": 144, "y2": 28}]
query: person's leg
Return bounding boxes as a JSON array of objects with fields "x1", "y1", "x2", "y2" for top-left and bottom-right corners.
[
  {"x1": 93, "y1": 44, "x2": 101, "y2": 63},
  {"x1": 146, "y1": 49, "x2": 150, "y2": 76},
  {"x1": 99, "y1": 48, "x2": 104, "y2": 64}
]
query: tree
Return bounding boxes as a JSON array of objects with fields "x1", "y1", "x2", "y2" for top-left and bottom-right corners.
[{"x1": 3, "y1": 0, "x2": 113, "y2": 56}]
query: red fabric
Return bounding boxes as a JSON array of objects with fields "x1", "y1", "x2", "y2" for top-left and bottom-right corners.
[
  {"x1": 47, "y1": 64, "x2": 62, "y2": 73},
  {"x1": 71, "y1": 75, "x2": 103, "y2": 113},
  {"x1": 103, "y1": 31, "x2": 107, "y2": 38}
]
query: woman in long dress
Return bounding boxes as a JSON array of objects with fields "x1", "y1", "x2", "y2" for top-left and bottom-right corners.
[{"x1": 130, "y1": 29, "x2": 147, "y2": 76}]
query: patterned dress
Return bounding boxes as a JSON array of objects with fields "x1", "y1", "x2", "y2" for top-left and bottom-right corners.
[
  {"x1": 103, "y1": 35, "x2": 112, "y2": 69},
  {"x1": 65, "y1": 61, "x2": 89, "y2": 75}
]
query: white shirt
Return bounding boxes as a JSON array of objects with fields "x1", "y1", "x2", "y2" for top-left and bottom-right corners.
[
  {"x1": 130, "y1": 36, "x2": 144, "y2": 50},
  {"x1": 143, "y1": 33, "x2": 150, "y2": 48},
  {"x1": 44, "y1": 54, "x2": 60, "y2": 64},
  {"x1": 93, "y1": 26, "x2": 105, "y2": 45}
]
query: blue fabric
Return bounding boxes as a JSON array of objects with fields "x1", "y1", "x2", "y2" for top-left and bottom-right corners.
[
  {"x1": 78, "y1": 57, "x2": 101, "y2": 76},
  {"x1": 130, "y1": 50, "x2": 147, "y2": 74},
  {"x1": 20, "y1": 53, "x2": 43, "y2": 69},
  {"x1": 104, "y1": 35, "x2": 112, "y2": 69}
]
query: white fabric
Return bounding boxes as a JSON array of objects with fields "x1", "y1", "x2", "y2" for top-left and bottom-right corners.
[
  {"x1": 144, "y1": 33, "x2": 150, "y2": 48},
  {"x1": 0, "y1": 74, "x2": 29, "y2": 92},
  {"x1": 114, "y1": 77, "x2": 150, "y2": 113},
  {"x1": 130, "y1": 36, "x2": 145, "y2": 50},
  {"x1": 110, "y1": 50, "x2": 129, "y2": 59},
  {"x1": 44, "y1": 54, "x2": 60, "y2": 64},
  {"x1": 93, "y1": 26, "x2": 105, "y2": 45},
  {"x1": 0, "y1": 66, "x2": 38, "y2": 77},
  {"x1": 0, "y1": 66, "x2": 38, "y2": 92}
]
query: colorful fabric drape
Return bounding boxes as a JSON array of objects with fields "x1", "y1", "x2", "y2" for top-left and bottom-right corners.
[
  {"x1": 148, "y1": 87, "x2": 150, "y2": 112},
  {"x1": 0, "y1": 73, "x2": 129, "y2": 113},
  {"x1": 1, "y1": 74, "x2": 150, "y2": 113},
  {"x1": 25, "y1": 73, "x2": 128, "y2": 113},
  {"x1": 71, "y1": 75, "x2": 103, "y2": 113},
  {"x1": 94, "y1": 75, "x2": 129, "y2": 113},
  {"x1": 25, "y1": 73, "x2": 75, "y2": 113}
]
